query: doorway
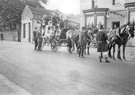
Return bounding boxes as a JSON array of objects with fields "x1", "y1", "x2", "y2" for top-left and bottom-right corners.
[
  {"x1": 112, "y1": 21, "x2": 120, "y2": 29},
  {"x1": 28, "y1": 22, "x2": 31, "y2": 42}
]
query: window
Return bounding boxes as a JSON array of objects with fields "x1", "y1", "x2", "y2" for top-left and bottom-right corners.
[
  {"x1": 112, "y1": 0, "x2": 120, "y2": 5},
  {"x1": 112, "y1": 22, "x2": 120, "y2": 29},
  {"x1": 97, "y1": 16, "x2": 104, "y2": 28},
  {"x1": 86, "y1": 16, "x2": 94, "y2": 28},
  {"x1": 130, "y1": 11, "x2": 135, "y2": 22}
]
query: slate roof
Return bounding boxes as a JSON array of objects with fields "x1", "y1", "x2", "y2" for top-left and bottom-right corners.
[{"x1": 28, "y1": 5, "x2": 54, "y2": 15}]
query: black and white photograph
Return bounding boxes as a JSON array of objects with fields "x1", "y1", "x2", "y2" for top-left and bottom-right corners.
[{"x1": 0, "y1": 0, "x2": 135, "y2": 95}]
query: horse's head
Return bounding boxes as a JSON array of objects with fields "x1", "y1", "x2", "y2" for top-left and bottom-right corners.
[{"x1": 128, "y1": 22, "x2": 135, "y2": 38}]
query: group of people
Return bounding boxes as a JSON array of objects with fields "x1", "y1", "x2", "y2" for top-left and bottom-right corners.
[
  {"x1": 33, "y1": 24, "x2": 110, "y2": 63},
  {"x1": 33, "y1": 27, "x2": 43, "y2": 51},
  {"x1": 79, "y1": 25, "x2": 110, "y2": 63},
  {"x1": 33, "y1": 23, "x2": 123, "y2": 63}
]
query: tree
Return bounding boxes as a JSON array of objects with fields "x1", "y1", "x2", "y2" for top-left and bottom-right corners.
[{"x1": 0, "y1": 0, "x2": 47, "y2": 30}]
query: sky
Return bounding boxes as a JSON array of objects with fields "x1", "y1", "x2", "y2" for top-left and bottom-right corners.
[{"x1": 40, "y1": 0, "x2": 80, "y2": 15}]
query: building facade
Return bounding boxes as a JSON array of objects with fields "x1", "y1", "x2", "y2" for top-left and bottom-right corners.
[
  {"x1": 21, "y1": 5, "x2": 53, "y2": 43},
  {"x1": 21, "y1": 5, "x2": 79, "y2": 43},
  {"x1": 81, "y1": 0, "x2": 135, "y2": 46},
  {"x1": 82, "y1": 0, "x2": 127, "y2": 29}
]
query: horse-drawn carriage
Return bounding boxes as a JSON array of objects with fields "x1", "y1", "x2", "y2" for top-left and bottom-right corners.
[
  {"x1": 40, "y1": 12, "x2": 77, "y2": 53},
  {"x1": 50, "y1": 28, "x2": 75, "y2": 53},
  {"x1": 41, "y1": 27, "x2": 74, "y2": 53}
]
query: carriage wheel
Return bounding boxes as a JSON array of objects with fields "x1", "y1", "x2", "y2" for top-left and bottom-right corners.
[{"x1": 51, "y1": 39, "x2": 58, "y2": 52}]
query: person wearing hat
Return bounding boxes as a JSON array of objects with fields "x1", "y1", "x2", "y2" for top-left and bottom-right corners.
[
  {"x1": 96, "y1": 25, "x2": 110, "y2": 62},
  {"x1": 37, "y1": 27, "x2": 43, "y2": 51},
  {"x1": 33, "y1": 27, "x2": 38, "y2": 50}
]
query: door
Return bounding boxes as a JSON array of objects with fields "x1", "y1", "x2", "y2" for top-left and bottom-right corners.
[
  {"x1": 112, "y1": 22, "x2": 120, "y2": 29},
  {"x1": 28, "y1": 22, "x2": 31, "y2": 42},
  {"x1": 23, "y1": 23, "x2": 26, "y2": 38}
]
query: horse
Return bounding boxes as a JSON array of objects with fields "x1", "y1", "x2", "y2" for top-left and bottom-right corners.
[
  {"x1": 66, "y1": 29, "x2": 79, "y2": 52},
  {"x1": 75, "y1": 28, "x2": 98, "y2": 55},
  {"x1": 108, "y1": 22, "x2": 135, "y2": 60},
  {"x1": 76, "y1": 31, "x2": 91, "y2": 57}
]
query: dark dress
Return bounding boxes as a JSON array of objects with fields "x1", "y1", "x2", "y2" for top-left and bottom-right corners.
[{"x1": 96, "y1": 30, "x2": 108, "y2": 52}]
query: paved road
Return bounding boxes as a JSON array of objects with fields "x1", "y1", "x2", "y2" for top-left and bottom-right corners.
[{"x1": 0, "y1": 41, "x2": 135, "y2": 95}]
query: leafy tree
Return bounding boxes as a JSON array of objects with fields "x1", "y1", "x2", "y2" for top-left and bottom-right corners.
[{"x1": 0, "y1": 0, "x2": 47, "y2": 30}]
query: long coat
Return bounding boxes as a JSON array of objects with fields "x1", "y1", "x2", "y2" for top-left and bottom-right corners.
[
  {"x1": 96, "y1": 30, "x2": 108, "y2": 52},
  {"x1": 33, "y1": 31, "x2": 38, "y2": 41},
  {"x1": 37, "y1": 32, "x2": 43, "y2": 43}
]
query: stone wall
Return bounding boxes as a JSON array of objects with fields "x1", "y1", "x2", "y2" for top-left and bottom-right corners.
[{"x1": 0, "y1": 30, "x2": 18, "y2": 41}]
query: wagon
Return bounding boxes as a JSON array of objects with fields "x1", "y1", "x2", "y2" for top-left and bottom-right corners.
[
  {"x1": 41, "y1": 24, "x2": 56, "y2": 50},
  {"x1": 50, "y1": 29, "x2": 74, "y2": 53}
]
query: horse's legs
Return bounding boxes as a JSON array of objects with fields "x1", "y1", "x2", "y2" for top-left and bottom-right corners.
[
  {"x1": 72, "y1": 43, "x2": 75, "y2": 51},
  {"x1": 108, "y1": 43, "x2": 112, "y2": 58},
  {"x1": 117, "y1": 45, "x2": 122, "y2": 60},
  {"x1": 112, "y1": 44, "x2": 116, "y2": 60},
  {"x1": 77, "y1": 45, "x2": 79, "y2": 54},
  {"x1": 81, "y1": 46, "x2": 84, "y2": 57},
  {"x1": 87, "y1": 42, "x2": 90, "y2": 55},
  {"x1": 73, "y1": 41, "x2": 75, "y2": 51},
  {"x1": 78, "y1": 46, "x2": 81, "y2": 57},
  {"x1": 71, "y1": 40, "x2": 74, "y2": 52},
  {"x1": 84, "y1": 46, "x2": 86, "y2": 55},
  {"x1": 123, "y1": 44, "x2": 126, "y2": 60}
]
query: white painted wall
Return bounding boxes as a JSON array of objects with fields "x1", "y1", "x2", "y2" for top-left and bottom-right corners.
[
  {"x1": 21, "y1": 19, "x2": 32, "y2": 43},
  {"x1": 97, "y1": 0, "x2": 125, "y2": 10},
  {"x1": 107, "y1": 10, "x2": 127, "y2": 29},
  {"x1": 125, "y1": 0, "x2": 135, "y2": 3},
  {"x1": 21, "y1": 5, "x2": 33, "y2": 43}
]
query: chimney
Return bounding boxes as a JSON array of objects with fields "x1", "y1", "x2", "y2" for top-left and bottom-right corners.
[{"x1": 91, "y1": 0, "x2": 94, "y2": 8}]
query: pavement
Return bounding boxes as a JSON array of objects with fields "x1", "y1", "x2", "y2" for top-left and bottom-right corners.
[
  {"x1": 0, "y1": 41, "x2": 33, "y2": 95},
  {"x1": 0, "y1": 74, "x2": 32, "y2": 95},
  {"x1": 0, "y1": 41, "x2": 135, "y2": 95}
]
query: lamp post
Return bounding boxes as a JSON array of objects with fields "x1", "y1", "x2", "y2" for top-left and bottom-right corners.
[{"x1": 106, "y1": 11, "x2": 110, "y2": 18}]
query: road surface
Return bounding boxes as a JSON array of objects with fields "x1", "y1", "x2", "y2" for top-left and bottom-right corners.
[{"x1": 0, "y1": 41, "x2": 135, "y2": 95}]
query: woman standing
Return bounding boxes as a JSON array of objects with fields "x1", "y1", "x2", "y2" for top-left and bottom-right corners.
[{"x1": 96, "y1": 25, "x2": 110, "y2": 63}]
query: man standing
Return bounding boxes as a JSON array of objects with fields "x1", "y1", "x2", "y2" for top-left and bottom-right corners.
[
  {"x1": 37, "y1": 28, "x2": 43, "y2": 51},
  {"x1": 78, "y1": 27, "x2": 86, "y2": 57},
  {"x1": 96, "y1": 25, "x2": 110, "y2": 63},
  {"x1": 1, "y1": 32, "x2": 5, "y2": 41},
  {"x1": 33, "y1": 27, "x2": 38, "y2": 50}
]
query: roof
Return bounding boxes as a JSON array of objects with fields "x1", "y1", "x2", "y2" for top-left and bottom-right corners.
[
  {"x1": 66, "y1": 18, "x2": 79, "y2": 24},
  {"x1": 83, "y1": 8, "x2": 108, "y2": 13},
  {"x1": 28, "y1": 5, "x2": 54, "y2": 15},
  {"x1": 124, "y1": 2, "x2": 135, "y2": 8}
]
